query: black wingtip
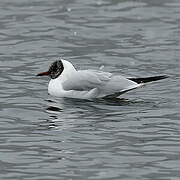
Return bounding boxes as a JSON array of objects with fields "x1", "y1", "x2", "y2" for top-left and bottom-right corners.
[{"x1": 128, "y1": 75, "x2": 168, "y2": 84}]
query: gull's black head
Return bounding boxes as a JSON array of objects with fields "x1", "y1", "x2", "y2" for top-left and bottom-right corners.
[
  {"x1": 37, "y1": 60, "x2": 64, "y2": 79},
  {"x1": 48, "y1": 60, "x2": 64, "y2": 79}
]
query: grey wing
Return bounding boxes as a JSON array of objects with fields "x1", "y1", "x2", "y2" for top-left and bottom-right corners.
[
  {"x1": 103, "y1": 75, "x2": 142, "y2": 98},
  {"x1": 62, "y1": 70, "x2": 112, "y2": 91}
]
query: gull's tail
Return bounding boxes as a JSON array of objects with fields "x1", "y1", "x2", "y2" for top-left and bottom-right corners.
[{"x1": 128, "y1": 75, "x2": 168, "y2": 84}]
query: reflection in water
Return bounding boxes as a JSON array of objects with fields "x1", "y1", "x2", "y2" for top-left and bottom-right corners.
[
  {"x1": 42, "y1": 96, "x2": 156, "y2": 133},
  {"x1": 46, "y1": 106, "x2": 62, "y2": 112}
]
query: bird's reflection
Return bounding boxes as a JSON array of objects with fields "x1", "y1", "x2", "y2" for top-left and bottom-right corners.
[
  {"x1": 37, "y1": 96, "x2": 149, "y2": 131},
  {"x1": 44, "y1": 96, "x2": 140, "y2": 118},
  {"x1": 46, "y1": 106, "x2": 62, "y2": 112},
  {"x1": 45, "y1": 97, "x2": 132, "y2": 113}
]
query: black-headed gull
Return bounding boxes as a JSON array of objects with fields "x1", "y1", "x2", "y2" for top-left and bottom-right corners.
[{"x1": 37, "y1": 59, "x2": 167, "y2": 99}]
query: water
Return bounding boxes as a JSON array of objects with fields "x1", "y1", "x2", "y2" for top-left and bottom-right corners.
[{"x1": 0, "y1": 0, "x2": 180, "y2": 179}]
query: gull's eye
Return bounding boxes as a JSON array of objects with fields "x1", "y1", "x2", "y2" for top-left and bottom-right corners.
[
  {"x1": 53, "y1": 64, "x2": 57, "y2": 71},
  {"x1": 49, "y1": 61, "x2": 57, "y2": 72}
]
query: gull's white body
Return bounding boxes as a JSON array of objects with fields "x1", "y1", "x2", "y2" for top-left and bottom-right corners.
[{"x1": 48, "y1": 60, "x2": 142, "y2": 99}]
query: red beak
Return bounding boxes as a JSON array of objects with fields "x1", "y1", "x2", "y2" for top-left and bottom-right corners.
[{"x1": 36, "y1": 71, "x2": 50, "y2": 76}]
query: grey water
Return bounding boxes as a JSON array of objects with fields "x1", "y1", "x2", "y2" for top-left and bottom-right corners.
[{"x1": 0, "y1": 0, "x2": 180, "y2": 179}]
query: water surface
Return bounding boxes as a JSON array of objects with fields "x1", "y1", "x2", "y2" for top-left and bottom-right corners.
[{"x1": 0, "y1": 0, "x2": 180, "y2": 179}]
